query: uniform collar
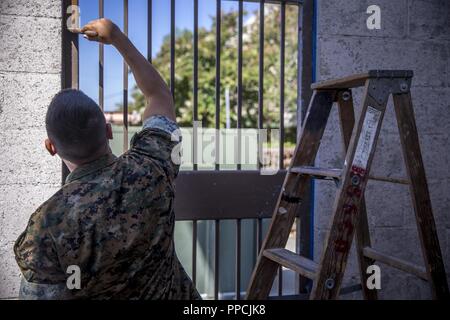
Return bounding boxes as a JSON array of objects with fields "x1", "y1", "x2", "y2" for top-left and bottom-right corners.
[{"x1": 65, "y1": 153, "x2": 117, "y2": 184}]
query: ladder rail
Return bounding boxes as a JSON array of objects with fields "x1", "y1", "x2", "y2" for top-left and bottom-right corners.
[
  {"x1": 393, "y1": 92, "x2": 449, "y2": 299},
  {"x1": 311, "y1": 79, "x2": 389, "y2": 299},
  {"x1": 246, "y1": 91, "x2": 335, "y2": 299},
  {"x1": 336, "y1": 89, "x2": 378, "y2": 300}
]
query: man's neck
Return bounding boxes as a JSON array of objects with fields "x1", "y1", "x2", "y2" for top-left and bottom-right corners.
[
  {"x1": 63, "y1": 160, "x2": 78, "y2": 173},
  {"x1": 63, "y1": 146, "x2": 112, "y2": 173}
]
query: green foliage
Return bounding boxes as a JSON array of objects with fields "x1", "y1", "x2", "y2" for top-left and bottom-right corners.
[{"x1": 127, "y1": 5, "x2": 298, "y2": 142}]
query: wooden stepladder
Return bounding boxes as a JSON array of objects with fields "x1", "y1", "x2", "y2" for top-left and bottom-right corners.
[{"x1": 246, "y1": 70, "x2": 449, "y2": 300}]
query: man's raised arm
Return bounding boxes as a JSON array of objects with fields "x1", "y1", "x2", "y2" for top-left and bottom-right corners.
[{"x1": 79, "y1": 18, "x2": 175, "y2": 122}]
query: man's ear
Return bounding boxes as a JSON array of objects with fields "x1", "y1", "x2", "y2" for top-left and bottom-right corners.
[
  {"x1": 106, "y1": 123, "x2": 113, "y2": 140},
  {"x1": 45, "y1": 139, "x2": 57, "y2": 156}
]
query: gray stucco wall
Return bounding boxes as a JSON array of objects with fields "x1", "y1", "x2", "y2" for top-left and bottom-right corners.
[
  {"x1": 314, "y1": 0, "x2": 449, "y2": 299},
  {"x1": 0, "y1": 0, "x2": 62, "y2": 298}
]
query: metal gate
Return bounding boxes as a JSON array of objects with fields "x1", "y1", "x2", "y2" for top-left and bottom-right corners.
[{"x1": 61, "y1": 0, "x2": 314, "y2": 299}]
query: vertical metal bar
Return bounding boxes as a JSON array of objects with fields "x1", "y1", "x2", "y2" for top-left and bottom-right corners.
[
  {"x1": 279, "y1": 1, "x2": 285, "y2": 170},
  {"x1": 193, "y1": 0, "x2": 198, "y2": 120},
  {"x1": 147, "y1": 0, "x2": 152, "y2": 62},
  {"x1": 297, "y1": 0, "x2": 314, "y2": 295},
  {"x1": 297, "y1": 3, "x2": 304, "y2": 124},
  {"x1": 99, "y1": 0, "x2": 104, "y2": 111},
  {"x1": 278, "y1": 266, "x2": 283, "y2": 296},
  {"x1": 170, "y1": 0, "x2": 175, "y2": 96},
  {"x1": 256, "y1": 218, "x2": 262, "y2": 254},
  {"x1": 123, "y1": 0, "x2": 129, "y2": 151},
  {"x1": 61, "y1": 0, "x2": 79, "y2": 184},
  {"x1": 276, "y1": 3, "x2": 288, "y2": 295},
  {"x1": 237, "y1": 0, "x2": 243, "y2": 171},
  {"x1": 215, "y1": 0, "x2": 221, "y2": 171},
  {"x1": 192, "y1": 220, "x2": 197, "y2": 286},
  {"x1": 251, "y1": 0, "x2": 265, "y2": 259},
  {"x1": 235, "y1": 219, "x2": 241, "y2": 300},
  {"x1": 296, "y1": 1, "x2": 304, "y2": 295},
  {"x1": 258, "y1": 0, "x2": 264, "y2": 169},
  {"x1": 214, "y1": 219, "x2": 220, "y2": 300},
  {"x1": 193, "y1": 0, "x2": 199, "y2": 171}
]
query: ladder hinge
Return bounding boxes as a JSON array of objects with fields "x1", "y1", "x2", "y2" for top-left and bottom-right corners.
[{"x1": 281, "y1": 192, "x2": 302, "y2": 204}]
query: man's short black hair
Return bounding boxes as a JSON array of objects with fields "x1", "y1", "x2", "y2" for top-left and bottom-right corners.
[{"x1": 46, "y1": 89, "x2": 107, "y2": 163}]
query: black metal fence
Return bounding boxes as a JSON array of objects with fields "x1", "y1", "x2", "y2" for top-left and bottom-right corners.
[{"x1": 62, "y1": 0, "x2": 311, "y2": 300}]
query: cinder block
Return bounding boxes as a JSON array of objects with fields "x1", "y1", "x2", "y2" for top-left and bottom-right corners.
[
  {"x1": 370, "y1": 131, "x2": 448, "y2": 182},
  {"x1": 313, "y1": 227, "x2": 329, "y2": 263},
  {"x1": 0, "y1": 128, "x2": 61, "y2": 186},
  {"x1": 316, "y1": 107, "x2": 346, "y2": 168},
  {"x1": 365, "y1": 181, "x2": 409, "y2": 228},
  {"x1": 372, "y1": 227, "x2": 425, "y2": 265},
  {"x1": 0, "y1": 0, "x2": 61, "y2": 18},
  {"x1": 0, "y1": 14, "x2": 61, "y2": 73},
  {"x1": 409, "y1": 0, "x2": 450, "y2": 40},
  {"x1": 314, "y1": 181, "x2": 336, "y2": 229},
  {"x1": 322, "y1": 103, "x2": 342, "y2": 137},
  {"x1": 318, "y1": 0, "x2": 408, "y2": 38},
  {"x1": 374, "y1": 96, "x2": 397, "y2": 136},
  {"x1": 377, "y1": 267, "x2": 431, "y2": 299},
  {"x1": 316, "y1": 144, "x2": 344, "y2": 170},
  {"x1": 407, "y1": 179, "x2": 450, "y2": 229},
  {"x1": 346, "y1": 87, "x2": 447, "y2": 158},
  {"x1": 0, "y1": 242, "x2": 21, "y2": 299},
  {"x1": 314, "y1": 182, "x2": 408, "y2": 229},
  {"x1": 371, "y1": 131, "x2": 407, "y2": 178},
  {"x1": 448, "y1": 43, "x2": 450, "y2": 87},
  {"x1": 0, "y1": 72, "x2": 60, "y2": 130},
  {"x1": 375, "y1": 93, "x2": 423, "y2": 137},
  {"x1": 419, "y1": 133, "x2": 450, "y2": 180},
  {"x1": 409, "y1": 87, "x2": 450, "y2": 136},
  {"x1": 317, "y1": 36, "x2": 448, "y2": 88},
  {"x1": 0, "y1": 85, "x2": 4, "y2": 117},
  {"x1": 0, "y1": 183, "x2": 60, "y2": 243},
  {"x1": 447, "y1": 229, "x2": 450, "y2": 277}
]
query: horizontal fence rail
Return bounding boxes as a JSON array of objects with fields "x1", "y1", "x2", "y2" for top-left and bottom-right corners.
[{"x1": 63, "y1": 0, "x2": 307, "y2": 300}]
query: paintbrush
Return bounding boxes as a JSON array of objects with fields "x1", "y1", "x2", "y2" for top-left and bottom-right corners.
[{"x1": 68, "y1": 28, "x2": 98, "y2": 38}]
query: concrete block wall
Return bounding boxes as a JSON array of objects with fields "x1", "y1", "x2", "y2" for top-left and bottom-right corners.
[
  {"x1": 0, "y1": 0, "x2": 62, "y2": 298},
  {"x1": 314, "y1": 0, "x2": 450, "y2": 299}
]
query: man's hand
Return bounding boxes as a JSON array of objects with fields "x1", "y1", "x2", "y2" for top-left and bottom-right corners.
[{"x1": 79, "y1": 18, "x2": 122, "y2": 45}]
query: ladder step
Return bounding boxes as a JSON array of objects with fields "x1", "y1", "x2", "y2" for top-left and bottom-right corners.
[
  {"x1": 263, "y1": 248, "x2": 318, "y2": 280},
  {"x1": 311, "y1": 72, "x2": 369, "y2": 90},
  {"x1": 267, "y1": 284, "x2": 362, "y2": 300},
  {"x1": 290, "y1": 166, "x2": 341, "y2": 179},
  {"x1": 363, "y1": 247, "x2": 428, "y2": 281},
  {"x1": 311, "y1": 70, "x2": 413, "y2": 90}
]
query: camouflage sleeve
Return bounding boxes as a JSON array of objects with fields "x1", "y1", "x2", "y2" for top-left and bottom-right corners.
[
  {"x1": 14, "y1": 207, "x2": 67, "y2": 286},
  {"x1": 19, "y1": 277, "x2": 73, "y2": 300},
  {"x1": 129, "y1": 115, "x2": 181, "y2": 179}
]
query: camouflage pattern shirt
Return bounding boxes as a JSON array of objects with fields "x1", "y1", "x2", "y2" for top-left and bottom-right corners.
[{"x1": 14, "y1": 115, "x2": 201, "y2": 300}]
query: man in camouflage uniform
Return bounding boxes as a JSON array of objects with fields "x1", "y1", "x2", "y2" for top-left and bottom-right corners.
[{"x1": 14, "y1": 18, "x2": 200, "y2": 300}]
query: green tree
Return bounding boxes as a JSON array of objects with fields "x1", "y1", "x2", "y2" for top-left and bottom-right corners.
[{"x1": 127, "y1": 5, "x2": 298, "y2": 142}]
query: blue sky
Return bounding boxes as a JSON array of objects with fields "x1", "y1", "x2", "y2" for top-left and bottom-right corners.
[{"x1": 79, "y1": 0, "x2": 256, "y2": 111}]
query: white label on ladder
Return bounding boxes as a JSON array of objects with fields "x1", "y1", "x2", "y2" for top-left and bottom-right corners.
[{"x1": 352, "y1": 106, "x2": 381, "y2": 170}]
